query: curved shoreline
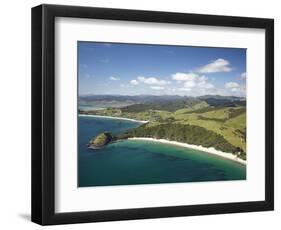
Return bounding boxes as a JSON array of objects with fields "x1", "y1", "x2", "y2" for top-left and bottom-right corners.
[
  {"x1": 79, "y1": 114, "x2": 149, "y2": 124},
  {"x1": 128, "y1": 137, "x2": 246, "y2": 165}
]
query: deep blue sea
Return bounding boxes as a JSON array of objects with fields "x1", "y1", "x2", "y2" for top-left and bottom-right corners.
[{"x1": 78, "y1": 115, "x2": 246, "y2": 187}]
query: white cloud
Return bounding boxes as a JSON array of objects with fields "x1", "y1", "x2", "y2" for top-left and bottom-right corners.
[
  {"x1": 120, "y1": 84, "x2": 133, "y2": 88},
  {"x1": 240, "y1": 72, "x2": 247, "y2": 79},
  {"x1": 137, "y1": 76, "x2": 170, "y2": 85},
  {"x1": 150, "y1": 86, "x2": 165, "y2": 90},
  {"x1": 224, "y1": 81, "x2": 245, "y2": 95},
  {"x1": 197, "y1": 58, "x2": 232, "y2": 73},
  {"x1": 173, "y1": 79, "x2": 245, "y2": 97},
  {"x1": 172, "y1": 72, "x2": 198, "y2": 81},
  {"x1": 130, "y1": 79, "x2": 139, "y2": 85},
  {"x1": 178, "y1": 88, "x2": 191, "y2": 92},
  {"x1": 171, "y1": 72, "x2": 215, "y2": 93},
  {"x1": 184, "y1": 81, "x2": 196, "y2": 88},
  {"x1": 198, "y1": 82, "x2": 214, "y2": 89},
  {"x1": 225, "y1": 82, "x2": 239, "y2": 88},
  {"x1": 198, "y1": 75, "x2": 208, "y2": 83},
  {"x1": 109, "y1": 76, "x2": 120, "y2": 81},
  {"x1": 130, "y1": 76, "x2": 170, "y2": 86}
]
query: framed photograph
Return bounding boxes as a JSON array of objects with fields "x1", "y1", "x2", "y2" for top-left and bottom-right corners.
[{"x1": 31, "y1": 4, "x2": 274, "y2": 225}]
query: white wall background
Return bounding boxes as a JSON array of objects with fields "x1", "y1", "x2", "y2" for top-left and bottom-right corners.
[{"x1": 0, "y1": 0, "x2": 279, "y2": 229}]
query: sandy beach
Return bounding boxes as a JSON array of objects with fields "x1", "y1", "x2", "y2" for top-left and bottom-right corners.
[
  {"x1": 128, "y1": 137, "x2": 246, "y2": 165},
  {"x1": 79, "y1": 114, "x2": 149, "y2": 124}
]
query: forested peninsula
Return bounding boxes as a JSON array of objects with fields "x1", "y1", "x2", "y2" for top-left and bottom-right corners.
[{"x1": 81, "y1": 95, "x2": 246, "y2": 160}]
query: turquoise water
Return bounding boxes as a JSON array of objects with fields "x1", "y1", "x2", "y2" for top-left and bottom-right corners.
[{"x1": 78, "y1": 115, "x2": 246, "y2": 187}]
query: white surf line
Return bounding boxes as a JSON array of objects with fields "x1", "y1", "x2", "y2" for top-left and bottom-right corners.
[
  {"x1": 79, "y1": 114, "x2": 149, "y2": 124},
  {"x1": 128, "y1": 137, "x2": 246, "y2": 165}
]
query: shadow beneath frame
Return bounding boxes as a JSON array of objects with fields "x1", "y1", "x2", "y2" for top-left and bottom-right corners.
[{"x1": 18, "y1": 213, "x2": 31, "y2": 222}]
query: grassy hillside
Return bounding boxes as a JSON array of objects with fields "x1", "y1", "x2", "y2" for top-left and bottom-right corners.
[
  {"x1": 121, "y1": 98, "x2": 207, "y2": 113},
  {"x1": 172, "y1": 107, "x2": 246, "y2": 151}
]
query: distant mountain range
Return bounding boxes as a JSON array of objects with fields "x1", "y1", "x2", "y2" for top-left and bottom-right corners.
[
  {"x1": 79, "y1": 94, "x2": 246, "y2": 109},
  {"x1": 79, "y1": 94, "x2": 189, "y2": 103}
]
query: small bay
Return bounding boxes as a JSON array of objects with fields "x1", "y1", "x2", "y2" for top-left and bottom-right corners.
[{"x1": 78, "y1": 115, "x2": 246, "y2": 187}]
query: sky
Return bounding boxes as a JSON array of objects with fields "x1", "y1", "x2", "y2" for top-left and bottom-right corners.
[{"x1": 78, "y1": 41, "x2": 246, "y2": 97}]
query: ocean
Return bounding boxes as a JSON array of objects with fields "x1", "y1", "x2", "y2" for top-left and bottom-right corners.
[{"x1": 78, "y1": 115, "x2": 246, "y2": 187}]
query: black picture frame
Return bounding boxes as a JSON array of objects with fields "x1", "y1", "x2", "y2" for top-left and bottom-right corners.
[{"x1": 31, "y1": 4, "x2": 274, "y2": 225}]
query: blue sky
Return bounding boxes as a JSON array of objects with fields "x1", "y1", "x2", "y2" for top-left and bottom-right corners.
[{"x1": 78, "y1": 41, "x2": 246, "y2": 97}]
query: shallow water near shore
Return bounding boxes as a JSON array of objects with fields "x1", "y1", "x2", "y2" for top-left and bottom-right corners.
[{"x1": 78, "y1": 115, "x2": 246, "y2": 187}]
